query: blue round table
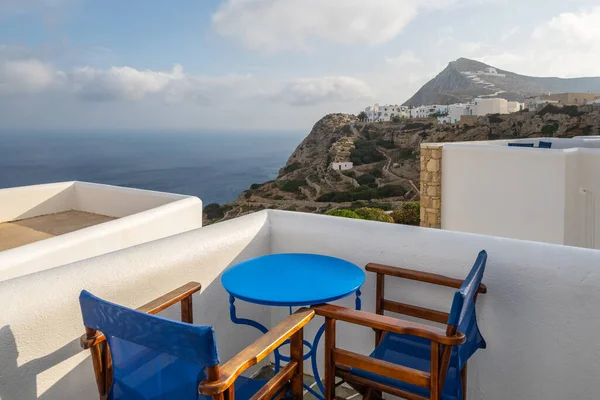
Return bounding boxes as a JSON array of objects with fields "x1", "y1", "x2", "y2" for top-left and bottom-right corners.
[{"x1": 221, "y1": 253, "x2": 365, "y2": 399}]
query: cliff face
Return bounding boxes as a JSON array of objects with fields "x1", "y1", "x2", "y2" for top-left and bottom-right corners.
[
  {"x1": 403, "y1": 57, "x2": 600, "y2": 106},
  {"x1": 205, "y1": 105, "x2": 600, "y2": 224}
]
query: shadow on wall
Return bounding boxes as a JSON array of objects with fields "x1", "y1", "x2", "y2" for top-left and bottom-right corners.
[
  {"x1": 14, "y1": 186, "x2": 74, "y2": 221},
  {"x1": 0, "y1": 325, "x2": 88, "y2": 400}
]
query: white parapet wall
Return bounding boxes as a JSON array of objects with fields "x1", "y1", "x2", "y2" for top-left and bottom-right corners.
[
  {"x1": 442, "y1": 139, "x2": 600, "y2": 249},
  {"x1": 0, "y1": 181, "x2": 203, "y2": 281},
  {"x1": 1, "y1": 210, "x2": 600, "y2": 399}
]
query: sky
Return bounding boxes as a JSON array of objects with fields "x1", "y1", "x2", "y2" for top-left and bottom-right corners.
[{"x1": 0, "y1": 0, "x2": 599, "y2": 132}]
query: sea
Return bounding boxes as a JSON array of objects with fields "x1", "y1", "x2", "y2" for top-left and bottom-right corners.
[{"x1": 0, "y1": 131, "x2": 306, "y2": 205}]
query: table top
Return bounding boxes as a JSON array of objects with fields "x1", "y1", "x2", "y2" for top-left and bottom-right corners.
[{"x1": 221, "y1": 253, "x2": 365, "y2": 306}]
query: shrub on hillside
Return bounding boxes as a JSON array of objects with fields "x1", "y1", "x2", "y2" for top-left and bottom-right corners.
[
  {"x1": 356, "y1": 174, "x2": 376, "y2": 186},
  {"x1": 204, "y1": 203, "x2": 224, "y2": 219},
  {"x1": 391, "y1": 202, "x2": 420, "y2": 226},
  {"x1": 326, "y1": 209, "x2": 361, "y2": 219},
  {"x1": 283, "y1": 162, "x2": 301, "y2": 174},
  {"x1": 343, "y1": 170, "x2": 356, "y2": 178},
  {"x1": 354, "y1": 207, "x2": 394, "y2": 223},
  {"x1": 351, "y1": 139, "x2": 386, "y2": 165},
  {"x1": 250, "y1": 183, "x2": 262, "y2": 190},
  {"x1": 541, "y1": 123, "x2": 559, "y2": 135},
  {"x1": 280, "y1": 180, "x2": 305, "y2": 193}
]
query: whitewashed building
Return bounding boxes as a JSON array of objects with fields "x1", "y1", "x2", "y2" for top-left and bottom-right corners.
[
  {"x1": 331, "y1": 161, "x2": 353, "y2": 171},
  {"x1": 438, "y1": 103, "x2": 475, "y2": 124},
  {"x1": 408, "y1": 105, "x2": 448, "y2": 119},
  {"x1": 364, "y1": 104, "x2": 407, "y2": 122}
]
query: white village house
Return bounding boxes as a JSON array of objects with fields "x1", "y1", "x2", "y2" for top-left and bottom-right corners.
[{"x1": 331, "y1": 161, "x2": 353, "y2": 171}]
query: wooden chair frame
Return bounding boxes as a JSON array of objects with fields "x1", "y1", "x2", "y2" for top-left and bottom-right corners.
[
  {"x1": 80, "y1": 281, "x2": 314, "y2": 400},
  {"x1": 313, "y1": 263, "x2": 486, "y2": 400}
]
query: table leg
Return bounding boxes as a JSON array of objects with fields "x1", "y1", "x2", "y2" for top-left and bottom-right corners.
[{"x1": 309, "y1": 289, "x2": 363, "y2": 399}]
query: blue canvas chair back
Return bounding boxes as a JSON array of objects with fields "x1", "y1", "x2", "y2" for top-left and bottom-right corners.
[
  {"x1": 447, "y1": 250, "x2": 487, "y2": 370},
  {"x1": 80, "y1": 290, "x2": 220, "y2": 400}
]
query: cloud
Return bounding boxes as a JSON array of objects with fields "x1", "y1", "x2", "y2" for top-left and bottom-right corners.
[
  {"x1": 0, "y1": 53, "x2": 260, "y2": 104},
  {"x1": 475, "y1": 7, "x2": 600, "y2": 77},
  {"x1": 212, "y1": 0, "x2": 434, "y2": 53},
  {"x1": 271, "y1": 76, "x2": 372, "y2": 106},
  {"x1": 0, "y1": 58, "x2": 63, "y2": 93},
  {"x1": 385, "y1": 51, "x2": 422, "y2": 67}
]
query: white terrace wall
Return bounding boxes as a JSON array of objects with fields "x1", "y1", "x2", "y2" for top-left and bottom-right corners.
[
  {"x1": 72, "y1": 181, "x2": 190, "y2": 217},
  {"x1": 441, "y1": 144, "x2": 568, "y2": 244},
  {"x1": 3, "y1": 210, "x2": 600, "y2": 399},
  {"x1": 0, "y1": 182, "x2": 75, "y2": 222},
  {"x1": 269, "y1": 211, "x2": 600, "y2": 400},
  {"x1": 0, "y1": 182, "x2": 204, "y2": 282},
  {"x1": 0, "y1": 212, "x2": 271, "y2": 400},
  {"x1": 441, "y1": 142, "x2": 600, "y2": 249}
]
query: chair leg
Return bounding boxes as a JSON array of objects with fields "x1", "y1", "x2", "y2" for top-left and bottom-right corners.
[{"x1": 461, "y1": 364, "x2": 467, "y2": 400}]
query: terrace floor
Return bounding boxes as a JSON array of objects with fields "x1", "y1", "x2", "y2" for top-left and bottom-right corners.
[
  {"x1": 255, "y1": 365, "x2": 360, "y2": 400},
  {"x1": 0, "y1": 210, "x2": 116, "y2": 252}
]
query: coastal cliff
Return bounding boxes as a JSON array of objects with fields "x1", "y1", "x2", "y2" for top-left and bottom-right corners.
[{"x1": 204, "y1": 104, "x2": 600, "y2": 224}]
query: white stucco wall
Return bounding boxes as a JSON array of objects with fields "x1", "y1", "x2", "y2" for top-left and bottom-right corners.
[
  {"x1": 331, "y1": 162, "x2": 353, "y2": 171},
  {"x1": 0, "y1": 212, "x2": 271, "y2": 399},
  {"x1": 0, "y1": 182, "x2": 75, "y2": 222},
  {"x1": 441, "y1": 141, "x2": 600, "y2": 249},
  {"x1": 73, "y1": 181, "x2": 190, "y2": 218},
  {"x1": 3, "y1": 210, "x2": 600, "y2": 399},
  {"x1": 441, "y1": 144, "x2": 567, "y2": 244},
  {"x1": 474, "y1": 98, "x2": 508, "y2": 116},
  {"x1": 268, "y1": 211, "x2": 600, "y2": 400},
  {"x1": 0, "y1": 182, "x2": 203, "y2": 281}
]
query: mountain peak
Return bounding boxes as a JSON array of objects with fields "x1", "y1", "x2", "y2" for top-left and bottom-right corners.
[{"x1": 403, "y1": 58, "x2": 600, "y2": 106}]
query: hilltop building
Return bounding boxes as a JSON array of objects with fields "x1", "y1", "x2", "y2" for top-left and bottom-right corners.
[
  {"x1": 364, "y1": 104, "x2": 408, "y2": 122},
  {"x1": 331, "y1": 161, "x2": 353, "y2": 171},
  {"x1": 525, "y1": 93, "x2": 600, "y2": 110}
]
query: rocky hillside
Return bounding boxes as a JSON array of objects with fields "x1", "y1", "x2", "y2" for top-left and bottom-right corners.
[
  {"x1": 404, "y1": 58, "x2": 600, "y2": 106},
  {"x1": 204, "y1": 104, "x2": 600, "y2": 224}
]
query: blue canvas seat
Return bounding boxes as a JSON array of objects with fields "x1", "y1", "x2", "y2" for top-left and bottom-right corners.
[
  {"x1": 80, "y1": 282, "x2": 313, "y2": 400},
  {"x1": 314, "y1": 251, "x2": 487, "y2": 400}
]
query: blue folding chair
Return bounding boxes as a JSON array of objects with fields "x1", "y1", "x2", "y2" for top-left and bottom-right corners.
[
  {"x1": 314, "y1": 251, "x2": 487, "y2": 400},
  {"x1": 80, "y1": 282, "x2": 313, "y2": 400}
]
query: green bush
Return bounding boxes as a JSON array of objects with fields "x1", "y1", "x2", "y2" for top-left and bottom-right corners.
[
  {"x1": 351, "y1": 139, "x2": 386, "y2": 165},
  {"x1": 317, "y1": 184, "x2": 407, "y2": 203},
  {"x1": 326, "y1": 209, "x2": 361, "y2": 219},
  {"x1": 391, "y1": 202, "x2": 420, "y2": 226},
  {"x1": 541, "y1": 123, "x2": 559, "y2": 135},
  {"x1": 204, "y1": 203, "x2": 224, "y2": 219},
  {"x1": 280, "y1": 180, "x2": 305, "y2": 193},
  {"x1": 376, "y1": 139, "x2": 395, "y2": 149},
  {"x1": 371, "y1": 167, "x2": 383, "y2": 178},
  {"x1": 283, "y1": 162, "x2": 301, "y2": 174},
  {"x1": 357, "y1": 174, "x2": 376, "y2": 186},
  {"x1": 354, "y1": 207, "x2": 394, "y2": 223},
  {"x1": 250, "y1": 183, "x2": 261, "y2": 190},
  {"x1": 342, "y1": 170, "x2": 356, "y2": 178}
]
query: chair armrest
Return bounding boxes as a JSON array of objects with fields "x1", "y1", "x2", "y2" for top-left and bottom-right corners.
[
  {"x1": 313, "y1": 304, "x2": 465, "y2": 346},
  {"x1": 137, "y1": 281, "x2": 202, "y2": 314},
  {"x1": 366, "y1": 263, "x2": 487, "y2": 293},
  {"x1": 199, "y1": 308, "x2": 315, "y2": 395},
  {"x1": 80, "y1": 281, "x2": 202, "y2": 349}
]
